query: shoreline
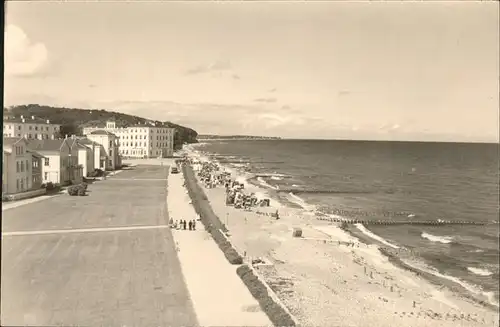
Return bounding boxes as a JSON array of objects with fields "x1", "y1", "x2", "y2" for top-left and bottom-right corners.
[
  {"x1": 183, "y1": 151, "x2": 499, "y2": 327},
  {"x1": 197, "y1": 149, "x2": 499, "y2": 310},
  {"x1": 345, "y1": 225, "x2": 499, "y2": 312}
]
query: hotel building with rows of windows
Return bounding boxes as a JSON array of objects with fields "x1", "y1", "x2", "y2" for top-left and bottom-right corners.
[
  {"x1": 82, "y1": 120, "x2": 175, "y2": 158},
  {"x1": 3, "y1": 115, "x2": 61, "y2": 140}
]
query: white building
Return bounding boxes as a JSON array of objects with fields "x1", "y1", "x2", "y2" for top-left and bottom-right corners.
[
  {"x1": 82, "y1": 120, "x2": 175, "y2": 158},
  {"x1": 86, "y1": 130, "x2": 121, "y2": 170},
  {"x1": 3, "y1": 115, "x2": 61, "y2": 140},
  {"x1": 27, "y1": 139, "x2": 83, "y2": 185}
]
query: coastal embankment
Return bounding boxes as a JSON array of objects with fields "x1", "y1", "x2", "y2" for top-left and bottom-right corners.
[
  {"x1": 181, "y1": 163, "x2": 299, "y2": 326},
  {"x1": 183, "y1": 155, "x2": 499, "y2": 327}
]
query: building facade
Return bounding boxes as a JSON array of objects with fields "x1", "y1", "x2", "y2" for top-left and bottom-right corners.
[
  {"x1": 86, "y1": 130, "x2": 121, "y2": 170},
  {"x1": 3, "y1": 115, "x2": 61, "y2": 140},
  {"x1": 29, "y1": 150, "x2": 45, "y2": 189},
  {"x1": 27, "y1": 139, "x2": 83, "y2": 185},
  {"x1": 82, "y1": 120, "x2": 175, "y2": 158},
  {"x1": 2, "y1": 138, "x2": 33, "y2": 194}
]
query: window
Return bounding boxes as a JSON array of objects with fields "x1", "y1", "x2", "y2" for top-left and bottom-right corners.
[
  {"x1": 26, "y1": 177, "x2": 29, "y2": 189},
  {"x1": 28, "y1": 134, "x2": 32, "y2": 139},
  {"x1": 35, "y1": 126, "x2": 38, "y2": 130},
  {"x1": 16, "y1": 162, "x2": 20, "y2": 172},
  {"x1": 29, "y1": 126, "x2": 32, "y2": 130},
  {"x1": 18, "y1": 126, "x2": 21, "y2": 130},
  {"x1": 33, "y1": 160, "x2": 38, "y2": 168},
  {"x1": 20, "y1": 178, "x2": 24, "y2": 190},
  {"x1": 26, "y1": 160, "x2": 29, "y2": 171},
  {"x1": 44, "y1": 172, "x2": 48, "y2": 180},
  {"x1": 16, "y1": 179, "x2": 19, "y2": 191},
  {"x1": 46, "y1": 127, "x2": 49, "y2": 131},
  {"x1": 44, "y1": 158, "x2": 50, "y2": 166},
  {"x1": 34, "y1": 134, "x2": 38, "y2": 139},
  {"x1": 21, "y1": 161, "x2": 24, "y2": 172}
]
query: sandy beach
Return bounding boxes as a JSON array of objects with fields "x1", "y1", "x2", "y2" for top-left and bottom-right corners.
[{"x1": 190, "y1": 161, "x2": 499, "y2": 327}]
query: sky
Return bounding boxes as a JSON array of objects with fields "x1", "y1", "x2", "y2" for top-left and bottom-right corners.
[{"x1": 4, "y1": 1, "x2": 499, "y2": 142}]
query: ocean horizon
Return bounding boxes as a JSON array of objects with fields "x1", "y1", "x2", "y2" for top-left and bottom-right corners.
[{"x1": 190, "y1": 138, "x2": 499, "y2": 307}]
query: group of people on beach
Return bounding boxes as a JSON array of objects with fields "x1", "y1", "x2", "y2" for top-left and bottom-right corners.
[
  {"x1": 193, "y1": 159, "x2": 273, "y2": 211},
  {"x1": 169, "y1": 218, "x2": 196, "y2": 230}
]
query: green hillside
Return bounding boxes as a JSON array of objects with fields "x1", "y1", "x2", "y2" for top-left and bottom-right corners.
[{"x1": 4, "y1": 104, "x2": 198, "y2": 149}]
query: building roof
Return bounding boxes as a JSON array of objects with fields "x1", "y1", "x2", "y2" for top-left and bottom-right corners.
[
  {"x1": 77, "y1": 138, "x2": 95, "y2": 145},
  {"x1": 27, "y1": 139, "x2": 69, "y2": 152},
  {"x1": 4, "y1": 116, "x2": 57, "y2": 125},
  {"x1": 27, "y1": 149, "x2": 47, "y2": 158},
  {"x1": 66, "y1": 138, "x2": 90, "y2": 150},
  {"x1": 90, "y1": 130, "x2": 116, "y2": 136},
  {"x1": 2, "y1": 137, "x2": 27, "y2": 147}
]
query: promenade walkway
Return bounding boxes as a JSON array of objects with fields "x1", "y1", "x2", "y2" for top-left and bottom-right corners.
[
  {"x1": 1, "y1": 166, "x2": 198, "y2": 326},
  {"x1": 167, "y1": 169, "x2": 272, "y2": 326}
]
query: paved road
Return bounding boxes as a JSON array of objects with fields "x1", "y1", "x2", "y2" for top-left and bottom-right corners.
[{"x1": 1, "y1": 166, "x2": 199, "y2": 326}]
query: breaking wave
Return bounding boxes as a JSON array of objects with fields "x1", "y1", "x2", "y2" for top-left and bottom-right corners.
[
  {"x1": 421, "y1": 232, "x2": 454, "y2": 244},
  {"x1": 467, "y1": 267, "x2": 493, "y2": 276}
]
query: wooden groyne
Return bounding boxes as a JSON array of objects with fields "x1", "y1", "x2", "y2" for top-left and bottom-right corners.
[{"x1": 317, "y1": 217, "x2": 499, "y2": 226}]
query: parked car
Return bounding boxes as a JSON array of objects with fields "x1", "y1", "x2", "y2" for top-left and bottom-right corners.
[{"x1": 171, "y1": 167, "x2": 179, "y2": 174}]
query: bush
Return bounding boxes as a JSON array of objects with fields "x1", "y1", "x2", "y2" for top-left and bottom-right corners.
[
  {"x1": 68, "y1": 184, "x2": 86, "y2": 196},
  {"x1": 237, "y1": 265, "x2": 296, "y2": 327},
  {"x1": 42, "y1": 182, "x2": 55, "y2": 190},
  {"x1": 87, "y1": 169, "x2": 104, "y2": 178}
]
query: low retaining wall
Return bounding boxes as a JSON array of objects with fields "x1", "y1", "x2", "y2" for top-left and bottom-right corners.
[
  {"x1": 2, "y1": 188, "x2": 47, "y2": 202},
  {"x1": 182, "y1": 164, "x2": 243, "y2": 265},
  {"x1": 237, "y1": 264, "x2": 298, "y2": 327}
]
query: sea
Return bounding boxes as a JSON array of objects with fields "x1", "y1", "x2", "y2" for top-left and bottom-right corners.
[{"x1": 188, "y1": 139, "x2": 499, "y2": 307}]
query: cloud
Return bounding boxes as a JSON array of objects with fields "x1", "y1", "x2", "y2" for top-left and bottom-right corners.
[
  {"x1": 254, "y1": 97, "x2": 277, "y2": 103},
  {"x1": 268, "y1": 88, "x2": 277, "y2": 93},
  {"x1": 184, "y1": 59, "x2": 232, "y2": 75},
  {"x1": 5, "y1": 25, "x2": 49, "y2": 77}
]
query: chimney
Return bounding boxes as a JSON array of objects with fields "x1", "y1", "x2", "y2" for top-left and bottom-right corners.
[
  {"x1": 31, "y1": 115, "x2": 35, "y2": 120},
  {"x1": 46, "y1": 119, "x2": 50, "y2": 124}
]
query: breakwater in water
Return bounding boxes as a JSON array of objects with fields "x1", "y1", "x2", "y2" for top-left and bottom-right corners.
[{"x1": 317, "y1": 217, "x2": 498, "y2": 226}]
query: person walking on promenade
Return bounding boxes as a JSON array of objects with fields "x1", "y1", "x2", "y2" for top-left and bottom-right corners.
[
  {"x1": 192, "y1": 220, "x2": 196, "y2": 230},
  {"x1": 183, "y1": 220, "x2": 187, "y2": 230},
  {"x1": 188, "y1": 220, "x2": 193, "y2": 230},
  {"x1": 179, "y1": 219, "x2": 184, "y2": 230}
]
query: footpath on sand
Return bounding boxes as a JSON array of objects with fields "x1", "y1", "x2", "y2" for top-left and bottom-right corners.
[{"x1": 166, "y1": 170, "x2": 272, "y2": 327}]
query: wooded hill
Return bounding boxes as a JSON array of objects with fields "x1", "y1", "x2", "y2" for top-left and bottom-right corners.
[{"x1": 4, "y1": 104, "x2": 198, "y2": 149}]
